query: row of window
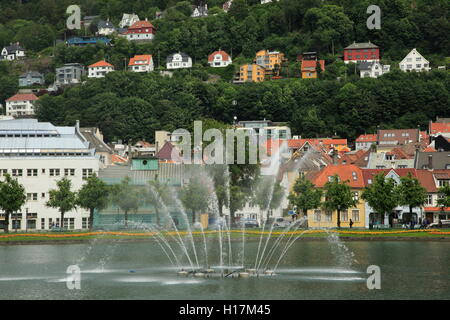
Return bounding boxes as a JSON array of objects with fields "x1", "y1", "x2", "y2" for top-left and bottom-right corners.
[
  {"x1": 314, "y1": 209, "x2": 360, "y2": 222},
  {"x1": 0, "y1": 168, "x2": 94, "y2": 178},
  {"x1": 9, "y1": 217, "x2": 89, "y2": 230}
]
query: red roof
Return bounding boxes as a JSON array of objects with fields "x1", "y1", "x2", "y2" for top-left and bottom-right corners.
[
  {"x1": 430, "y1": 122, "x2": 450, "y2": 135},
  {"x1": 111, "y1": 154, "x2": 127, "y2": 164},
  {"x1": 288, "y1": 138, "x2": 347, "y2": 150},
  {"x1": 88, "y1": 60, "x2": 113, "y2": 68},
  {"x1": 208, "y1": 50, "x2": 231, "y2": 62},
  {"x1": 423, "y1": 146, "x2": 436, "y2": 152},
  {"x1": 309, "y1": 164, "x2": 365, "y2": 188},
  {"x1": 424, "y1": 207, "x2": 450, "y2": 212},
  {"x1": 356, "y1": 134, "x2": 377, "y2": 142},
  {"x1": 129, "y1": 20, "x2": 154, "y2": 29},
  {"x1": 301, "y1": 60, "x2": 325, "y2": 71},
  {"x1": 128, "y1": 55, "x2": 152, "y2": 66},
  {"x1": 6, "y1": 93, "x2": 39, "y2": 102},
  {"x1": 155, "y1": 141, "x2": 182, "y2": 162}
]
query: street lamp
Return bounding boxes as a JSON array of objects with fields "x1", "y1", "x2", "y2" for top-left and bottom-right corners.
[{"x1": 337, "y1": 205, "x2": 341, "y2": 229}]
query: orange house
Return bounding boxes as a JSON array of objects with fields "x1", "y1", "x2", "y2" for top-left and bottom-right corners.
[
  {"x1": 301, "y1": 60, "x2": 325, "y2": 79},
  {"x1": 237, "y1": 64, "x2": 266, "y2": 82},
  {"x1": 254, "y1": 50, "x2": 286, "y2": 78}
]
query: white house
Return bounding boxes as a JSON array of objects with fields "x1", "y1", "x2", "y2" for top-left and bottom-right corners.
[
  {"x1": 359, "y1": 61, "x2": 390, "y2": 78},
  {"x1": 128, "y1": 55, "x2": 154, "y2": 72},
  {"x1": 87, "y1": 60, "x2": 114, "y2": 78},
  {"x1": 208, "y1": 50, "x2": 232, "y2": 67},
  {"x1": 5, "y1": 93, "x2": 39, "y2": 117},
  {"x1": 0, "y1": 119, "x2": 99, "y2": 231},
  {"x1": 399, "y1": 48, "x2": 431, "y2": 72},
  {"x1": 261, "y1": 0, "x2": 278, "y2": 3},
  {"x1": 119, "y1": 13, "x2": 140, "y2": 28},
  {"x1": 97, "y1": 19, "x2": 116, "y2": 36},
  {"x1": 1, "y1": 43, "x2": 25, "y2": 61},
  {"x1": 166, "y1": 52, "x2": 192, "y2": 69},
  {"x1": 223, "y1": 0, "x2": 233, "y2": 12},
  {"x1": 191, "y1": 4, "x2": 208, "y2": 17}
]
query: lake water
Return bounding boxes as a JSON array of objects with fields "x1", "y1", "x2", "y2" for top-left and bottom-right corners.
[{"x1": 0, "y1": 240, "x2": 448, "y2": 300}]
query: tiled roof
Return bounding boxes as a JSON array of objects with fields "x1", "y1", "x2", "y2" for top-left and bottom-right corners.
[
  {"x1": 88, "y1": 60, "x2": 113, "y2": 68},
  {"x1": 308, "y1": 164, "x2": 365, "y2": 188},
  {"x1": 128, "y1": 55, "x2": 152, "y2": 66},
  {"x1": 430, "y1": 122, "x2": 450, "y2": 135},
  {"x1": 155, "y1": 141, "x2": 182, "y2": 162},
  {"x1": 129, "y1": 20, "x2": 154, "y2": 29},
  {"x1": 208, "y1": 50, "x2": 231, "y2": 62},
  {"x1": 338, "y1": 149, "x2": 370, "y2": 167},
  {"x1": 378, "y1": 129, "x2": 420, "y2": 145},
  {"x1": 301, "y1": 60, "x2": 325, "y2": 71},
  {"x1": 112, "y1": 154, "x2": 128, "y2": 164},
  {"x1": 288, "y1": 138, "x2": 347, "y2": 150},
  {"x1": 6, "y1": 93, "x2": 39, "y2": 102},
  {"x1": 356, "y1": 134, "x2": 377, "y2": 142}
]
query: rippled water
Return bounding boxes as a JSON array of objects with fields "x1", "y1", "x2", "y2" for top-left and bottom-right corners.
[{"x1": 0, "y1": 240, "x2": 448, "y2": 299}]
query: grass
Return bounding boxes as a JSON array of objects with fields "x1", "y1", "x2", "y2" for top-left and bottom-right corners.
[{"x1": 0, "y1": 228, "x2": 449, "y2": 243}]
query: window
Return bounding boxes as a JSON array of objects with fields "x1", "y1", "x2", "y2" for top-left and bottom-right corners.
[
  {"x1": 12, "y1": 169, "x2": 23, "y2": 177},
  {"x1": 425, "y1": 194, "x2": 433, "y2": 206},
  {"x1": 82, "y1": 217, "x2": 88, "y2": 229},
  {"x1": 50, "y1": 169, "x2": 60, "y2": 176},
  {"x1": 386, "y1": 155, "x2": 394, "y2": 160},
  {"x1": 41, "y1": 218, "x2": 45, "y2": 230},
  {"x1": 82, "y1": 168, "x2": 94, "y2": 179},
  {"x1": 64, "y1": 168, "x2": 75, "y2": 176},
  {"x1": 325, "y1": 211, "x2": 332, "y2": 222},
  {"x1": 0, "y1": 169, "x2": 7, "y2": 176},
  {"x1": 314, "y1": 210, "x2": 321, "y2": 222},
  {"x1": 27, "y1": 193, "x2": 38, "y2": 201},
  {"x1": 41, "y1": 193, "x2": 45, "y2": 198},
  {"x1": 341, "y1": 210, "x2": 348, "y2": 222},
  {"x1": 27, "y1": 169, "x2": 38, "y2": 176},
  {"x1": 352, "y1": 210, "x2": 360, "y2": 222},
  {"x1": 438, "y1": 180, "x2": 449, "y2": 187}
]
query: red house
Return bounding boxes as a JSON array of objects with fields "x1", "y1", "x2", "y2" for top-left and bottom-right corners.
[
  {"x1": 344, "y1": 41, "x2": 380, "y2": 64},
  {"x1": 121, "y1": 19, "x2": 156, "y2": 42}
]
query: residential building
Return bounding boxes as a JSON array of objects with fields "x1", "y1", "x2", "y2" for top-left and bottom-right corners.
[
  {"x1": 429, "y1": 117, "x2": 450, "y2": 138},
  {"x1": 80, "y1": 127, "x2": 114, "y2": 168},
  {"x1": 155, "y1": 130, "x2": 190, "y2": 153},
  {"x1": 208, "y1": 50, "x2": 232, "y2": 67},
  {"x1": 237, "y1": 120, "x2": 291, "y2": 142},
  {"x1": 129, "y1": 55, "x2": 154, "y2": 72},
  {"x1": 5, "y1": 93, "x2": 39, "y2": 117},
  {"x1": 119, "y1": 13, "x2": 140, "y2": 28},
  {"x1": 301, "y1": 59, "x2": 325, "y2": 79},
  {"x1": 0, "y1": 119, "x2": 99, "y2": 231},
  {"x1": 223, "y1": 0, "x2": 233, "y2": 12},
  {"x1": 254, "y1": 50, "x2": 286, "y2": 78},
  {"x1": 431, "y1": 135, "x2": 450, "y2": 152},
  {"x1": 343, "y1": 41, "x2": 380, "y2": 64},
  {"x1": 359, "y1": 61, "x2": 390, "y2": 78},
  {"x1": 88, "y1": 60, "x2": 114, "y2": 78},
  {"x1": 55, "y1": 63, "x2": 85, "y2": 86},
  {"x1": 414, "y1": 151, "x2": 450, "y2": 170},
  {"x1": 19, "y1": 71, "x2": 45, "y2": 87},
  {"x1": 133, "y1": 141, "x2": 156, "y2": 157},
  {"x1": 1, "y1": 43, "x2": 25, "y2": 61},
  {"x1": 338, "y1": 149, "x2": 370, "y2": 168},
  {"x1": 121, "y1": 19, "x2": 156, "y2": 42},
  {"x1": 305, "y1": 164, "x2": 366, "y2": 228},
  {"x1": 235, "y1": 64, "x2": 265, "y2": 82},
  {"x1": 192, "y1": 3, "x2": 208, "y2": 17},
  {"x1": 66, "y1": 36, "x2": 111, "y2": 46},
  {"x1": 166, "y1": 52, "x2": 192, "y2": 69},
  {"x1": 366, "y1": 148, "x2": 415, "y2": 169},
  {"x1": 377, "y1": 128, "x2": 421, "y2": 152},
  {"x1": 416, "y1": 169, "x2": 450, "y2": 223},
  {"x1": 355, "y1": 134, "x2": 377, "y2": 150},
  {"x1": 97, "y1": 19, "x2": 116, "y2": 36},
  {"x1": 399, "y1": 48, "x2": 430, "y2": 72},
  {"x1": 82, "y1": 16, "x2": 100, "y2": 29}
]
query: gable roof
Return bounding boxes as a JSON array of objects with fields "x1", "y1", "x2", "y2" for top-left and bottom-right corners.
[
  {"x1": 2, "y1": 43, "x2": 24, "y2": 54},
  {"x1": 155, "y1": 141, "x2": 182, "y2": 162},
  {"x1": 128, "y1": 20, "x2": 154, "y2": 29},
  {"x1": 88, "y1": 60, "x2": 113, "y2": 68},
  {"x1": 98, "y1": 20, "x2": 115, "y2": 29},
  {"x1": 208, "y1": 50, "x2": 231, "y2": 62},
  {"x1": 378, "y1": 129, "x2": 420, "y2": 145},
  {"x1": 308, "y1": 164, "x2": 365, "y2": 188},
  {"x1": 19, "y1": 71, "x2": 44, "y2": 79},
  {"x1": 167, "y1": 52, "x2": 191, "y2": 63},
  {"x1": 430, "y1": 122, "x2": 450, "y2": 135},
  {"x1": 128, "y1": 55, "x2": 152, "y2": 66},
  {"x1": 356, "y1": 134, "x2": 377, "y2": 142},
  {"x1": 6, "y1": 93, "x2": 39, "y2": 102},
  {"x1": 414, "y1": 151, "x2": 450, "y2": 170},
  {"x1": 345, "y1": 42, "x2": 379, "y2": 50},
  {"x1": 400, "y1": 48, "x2": 429, "y2": 64},
  {"x1": 301, "y1": 60, "x2": 325, "y2": 71}
]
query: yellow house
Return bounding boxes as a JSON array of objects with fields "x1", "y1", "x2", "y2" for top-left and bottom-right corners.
[
  {"x1": 254, "y1": 50, "x2": 286, "y2": 78},
  {"x1": 305, "y1": 164, "x2": 366, "y2": 228},
  {"x1": 237, "y1": 64, "x2": 266, "y2": 82}
]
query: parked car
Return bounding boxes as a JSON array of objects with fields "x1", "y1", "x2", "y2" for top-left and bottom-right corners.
[
  {"x1": 427, "y1": 219, "x2": 450, "y2": 229},
  {"x1": 238, "y1": 218, "x2": 260, "y2": 228},
  {"x1": 273, "y1": 217, "x2": 291, "y2": 228}
]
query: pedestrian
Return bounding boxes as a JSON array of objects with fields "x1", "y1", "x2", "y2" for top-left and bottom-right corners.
[{"x1": 349, "y1": 219, "x2": 353, "y2": 228}]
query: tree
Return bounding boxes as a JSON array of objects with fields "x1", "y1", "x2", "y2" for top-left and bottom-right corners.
[
  {"x1": 179, "y1": 176, "x2": 210, "y2": 223},
  {"x1": 396, "y1": 173, "x2": 427, "y2": 223},
  {"x1": 322, "y1": 175, "x2": 358, "y2": 228},
  {"x1": 146, "y1": 179, "x2": 172, "y2": 226},
  {"x1": 46, "y1": 177, "x2": 77, "y2": 229},
  {"x1": 437, "y1": 184, "x2": 450, "y2": 209},
  {"x1": 362, "y1": 173, "x2": 399, "y2": 226},
  {"x1": 0, "y1": 174, "x2": 26, "y2": 233},
  {"x1": 110, "y1": 176, "x2": 141, "y2": 227},
  {"x1": 76, "y1": 174, "x2": 110, "y2": 230},
  {"x1": 288, "y1": 175, "x2": 322, "y2": 216}
]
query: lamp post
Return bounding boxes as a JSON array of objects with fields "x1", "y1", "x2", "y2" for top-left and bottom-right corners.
[
  {"x1": 337, "y1": 205, "x2": 341, "y2": 229},
  {"x1": 25, "y1": 208, "x2": 28, "y2": 232}
]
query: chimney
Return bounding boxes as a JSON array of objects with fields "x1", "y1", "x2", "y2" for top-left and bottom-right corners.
[{"x1": 428, "y1": 154, "x2": 433, "y2": 170}]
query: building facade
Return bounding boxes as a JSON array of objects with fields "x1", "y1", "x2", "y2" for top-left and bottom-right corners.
[
  {"x1": 399, "y1": 48, "x2": 430, "y2": 72},
  {"x1": 19, "y1": 71, "x2": 45, "y2": 87},
  {"x1": 55, "y1": 63, "x2": 85, "y2": 86},
  {"x1": 1, "y1": 43, "x2": 25, "y2": 61},
  {"x1": 166, "y1": 52, "x2": 192, "y2": 69},
  {"x1": 5, "y1": 93, "x2": 39, "y2": 117},
  {"x1": 88, "y1": 60, "x2": 114, "y2": 78},
  {"x1": 344, "y1": 41, "x2": 380, "y2": 64},
  {"x1": 0, "y1": 119, "x2": 99, "y2": 231},
  {"x1": 208, "y1": 50, "x2": 232, "y2": 67},
  {"x1": 129, "y1": 55, "x2": 154, "y2": 72},
  {"x1": 359, "y1": 61, "x2": 390, "y2": 78},
  {"x1": 236, "y1": 64, "x2": 265, "y2": 82},
  {"x1": 121, "y1": 20, "x2": 156, "y2": 42}
]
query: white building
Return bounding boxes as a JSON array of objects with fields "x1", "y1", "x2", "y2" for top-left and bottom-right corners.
[
  {"x1": 119, "y1": 13, "x2": 140, "y2": 28},
  {"x1": 128, "y1": 55, "x2": 154, "y2": 72},
  {"x1": 359, "y1": 61, "x2": 390, "y2": 78},
  {"x1": 223, "y1": 0, "x2": 233, "y2": 12},
  {"x1": 88, "y1": 60, "x2": 114, "y2": 78},
  {"x1": 97, "y1": 20, "x2": 116, "y2": 36},
  {"x1": 191, "y1": 4, "x2": 208, "y2": 17},
  {"x1": 166, "y1": 52, "x2": 192, "y2": 69},
  {"x1": 5, "y1": 93, "x2": 39, "y2": 117},
  {"x1": 399, "y1": 48, "x2": 431, "y2": 72},
  {"x1": 0, "y1": 119, "x2": 99, "y2": 231},
  {"x1": 1, "y1": 43, "x2": 25, "y2": 61},
  {"x1": 208, "y1": 50, "x2": 232, "y2": 67}
]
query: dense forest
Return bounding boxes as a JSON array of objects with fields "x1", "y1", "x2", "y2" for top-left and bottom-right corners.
[{"x1": 0, "y1": 0, "x2": 449, "y2": 143}]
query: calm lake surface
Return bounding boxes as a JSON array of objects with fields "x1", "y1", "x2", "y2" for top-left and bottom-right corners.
[{"x1": 0, "y1": 240, "x2": 449, "y2": 300}]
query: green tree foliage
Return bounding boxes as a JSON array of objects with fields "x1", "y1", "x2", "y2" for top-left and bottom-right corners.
[
  {"x1": 110, "y1": 176, "x2": 141, "y2": 227},
  {"x1": 361, "y1": 173, "x2": 399, "y2": 221},
  {"x1": 288, "y1": 175, "x2": 322, "y2": 216},
  {"x1": 46, "y1": 177, "x2": 77, "y2": 229},
  {"x1": 179, "y1": 176, "x2": 210, "y2": 223},
  {"x1": 396, "y1": 173, "x2": 427, "y2": 223},
  {"x1": 254, "y1": 176, "x2": 284, "y2": 221},
  {"x1": 0, "y1": 174, "x2": 27, "y2": 233},
  {"x1": 145, "y1": 179, "x2": 173, "y2": 226},
  {"x1": 322, "y1": 175, "x2": 358, "y2": 228},
  {"x1": 76, "y1": 174, "x2": 110, "y2": 230},
  {"x1": 437, "y1": 184, "x2": 450, "y2": 209}
]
